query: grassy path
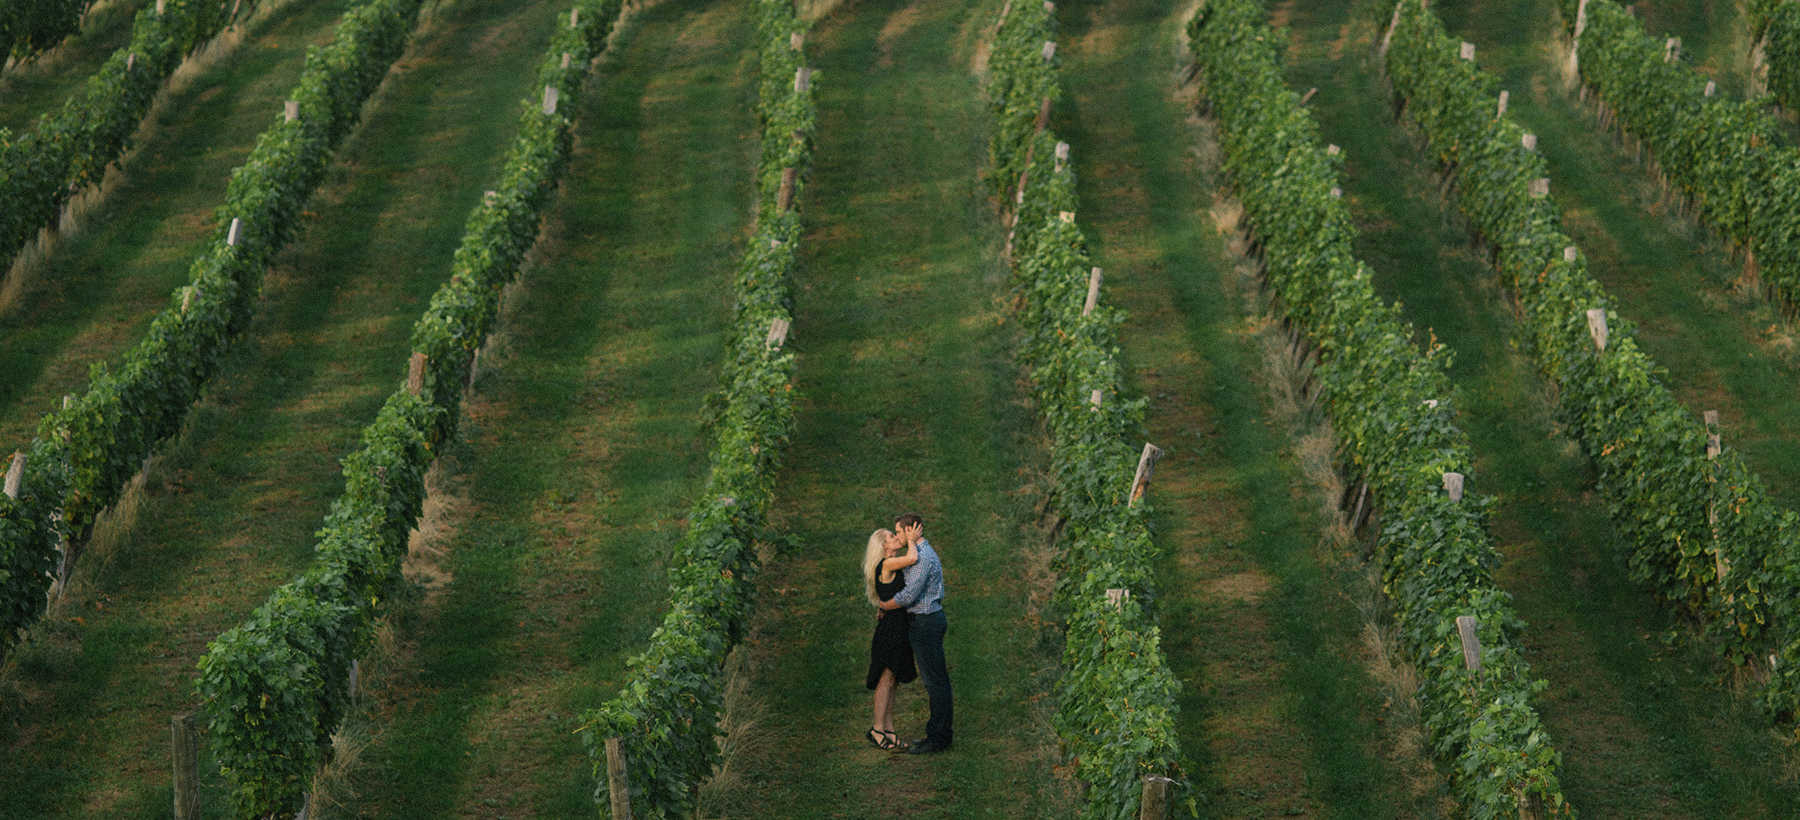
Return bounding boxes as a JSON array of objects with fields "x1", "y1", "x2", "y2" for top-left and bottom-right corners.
[
  {"x1": 1279, "y1": 0, "x2": 1800, "y2": 814},
  {"x1": 711, "y1": 0, "x2": 1078, "y2": 816},
  {"x1": 0, "y1": 0, "x2": 590, "y2": 812},
  {"x1": 1054, "y1": 0, "x2": 1438, "y2": 817},
  {"x1": 338, "y1": 0, "x2": 761, "y2": 814}
]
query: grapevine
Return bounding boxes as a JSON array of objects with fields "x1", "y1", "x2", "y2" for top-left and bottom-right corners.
[
  {"x1": 1191, "y1": 0, "x2": 1572, "y2": 815},
  {"x1": 986, "y1": 3, "x2": 1183, "y2": 818},
  {"x1": 573, "y1": 1, "x2": 809, "y2": 816},
  {"x1": 194, "y1": 0, "x2": 626, "y2": 814}
]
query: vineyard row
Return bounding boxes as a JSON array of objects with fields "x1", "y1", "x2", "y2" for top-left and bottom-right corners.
[{"x1": 1191, "y1": 0, "x2": 1572, "y2": 815}]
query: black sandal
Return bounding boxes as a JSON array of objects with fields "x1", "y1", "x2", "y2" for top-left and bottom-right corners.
[
  {"x1": 865, "y1": 727, "x2": 883, "y2": 748},
  {"x1": 880, "y1": 730, "x2": 904, "y2": 750}
]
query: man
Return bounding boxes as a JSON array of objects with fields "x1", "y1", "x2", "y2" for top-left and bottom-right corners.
[{"x1": 878, "y1": 511, "x2": 951, "y2": 754}]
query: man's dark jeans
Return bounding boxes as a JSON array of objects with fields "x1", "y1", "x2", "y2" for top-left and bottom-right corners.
[{"x1": 909, "y1": 609, "x2": 952, "y2": 747}]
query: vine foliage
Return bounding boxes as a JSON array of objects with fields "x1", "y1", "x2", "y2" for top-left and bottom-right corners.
[
  {"x1": 986, "y1": 3, "x2": 1183, "y2": 819},
  {"x1": 194, "y1": 0, "x2": 626, "y2": 815},
  {"x1": 1192, "y1": 0, "x2": 1572, "y2": 815},
  {"x1": 573, "y1": 1, "x2": 810, "y2": 816}
]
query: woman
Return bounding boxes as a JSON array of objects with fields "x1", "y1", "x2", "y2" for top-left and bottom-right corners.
[{"x1": 862, "y1": 527, "x2": 918, "y2": 750}]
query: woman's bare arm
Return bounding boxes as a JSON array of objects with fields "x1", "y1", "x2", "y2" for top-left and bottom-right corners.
[{"x1": 887, "y1": 542, "x2": 920, "y2": 571}]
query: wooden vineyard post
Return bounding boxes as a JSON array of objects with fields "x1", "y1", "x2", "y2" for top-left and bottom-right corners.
[
  {"x1": 1042, "y1": 41, "x2": 1056, "y2": 61},
  {"x1": 778, "y1": 167, "x2": 797, "y2": 211},
  {"x1": 569, "y1": 7, "x2": 578, "y2": 26},
  {"x1": 1517, "y1": 788, "x2": 1545, "y2": 820},
  {"x1": 1585, "y1": 308, "x2": 1608, "y2": 351},
  {"x1": 794, "y1": 67, "x2": 811, "y2": 92},
  {"x1": 543, "y1": 86, "x2": 559, "y2": 115},
  {"x1": 1379, "y1": 0, "x2": 1404, "y2": 60},
  {"x1": 1089, "y1": 388, "x2": 1103, "y2": 409},
  {"x1": 766, "y1": 318, "x2": 790, "y2": 350},
  {"x1": 1528, "y1": 178, "x2": 1549, "y2": 198},
  {"x1": 1523, "y1": 133, "x2": 1537, "y2": 150},
  {"x1": 1442, "y1": 471, "x2": 1464, "y2": 502},
  {"x1": 285, "y1": 100, "x2": 299, "y2": 122},
  {"x1": 4, "y1": 451, "x2": 23, "y2": 498},
  {"x1": 226, "y1": 217, "x2": 242, "y2": 247},
  {"x1": 1054, "y1": 140, "x2": 1069, "y2": 171},
  {"x1": 1083, "y1": 267, "x2": 1102, "y2": 316},
  {"x1": 1705, "y1": 80, "x2": 1716, "y2": 96},
  {"x1": 1140, "y1": 775, "x2": 1173, "y2": 820},
  {"x1": 789, "y1": 31, "x2": 802, "y2": 50},
  {"x1": 1460, "y1": 41, "x2": 1475, "y2": 61},
  {"x1": 1034, "y1": 96, "x2": 1052, "y2": 132},
  {"x1": 172, "y1": 713, "x2": 200, "y2": 820},
  {"x1": 1570, "y1": 0, "x2": 1589, "y2": 75},
  {"x1": 1128, "y1": 443, "x2": 1163, "y2": 508},
  {"x1": 561, "y1": 52, "x2": 571, "y2": 69},
  {"x1": 1664, "y1": 37, "x2": 1680, "y2": 63},
  {"x1": 406, "y1": 352, "x2": 427, "y2": 396},
  {"x1": 1456, "y1": 615, "x2": 1482, "y2": 672},
  {"x1": 1497, "y1": 90, "x2": 1508, "y2": 116},
  {"x1": 1563, "y1": 246, "x2": 1577, "y2": 263},
  {"x1": 1106, "y1": 588, "x2": 1128, "y2": 608},
  {"x1": 155, "y1": 0, "x2": 164, "y2": 15},
  {"x1": 1299, "y1": 87, "x2": 1317, "y2": 106},
  {"x1": 606, "y1": 737, "x2": 633, "y2": 820},
  {"x1": 127, "y1": 52, "x2": 136, "y2": 70}
]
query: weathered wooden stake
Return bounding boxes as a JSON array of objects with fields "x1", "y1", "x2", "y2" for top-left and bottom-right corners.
[
  {"x1": 155, "y1": 0, "x2": 164, "y2": 15},
  {"x1": 790, "y1": 31, "x2": 803, "y2": 50},
  {"x1": 1703, "y1": 79, "x2": 1716, "y2": 97},
  {"x1": 569, "y1": 7, "x2": 579, "y2": 26},
  {"x1": 1664, "y1": 36, "x2": 1680, "y2": 63},
  {"x1": 1705, "y1": 410, "x2": 1721, "y2": 459},
  {"x1": 1574, "y1": 0, "x2": 1588, "y2": 37},
  {"x1": 1523, "y1": 133, "x2": 1537, "y2": 150},
  {"x1": 1035, "y1": 96, "x2": 1052, "y2": 132},
  {"x1": 795, "y1": 67, "x2": 811, "y2": 92},
  {"x1": 1128, "y1": 443, "x2": 1164, "y2": 507},
  {"x1": 1326, "y1": 143, "x2": 1340, "y2": 156},
  {"x1": 1330, "y1": 187, "x2": 1342, "y2": 198},
  {"x1": 1517, "y1": 788, "x2": 1545, "y2": 820},
  {"x1": 1379, "y1": 0, "x2": 1404, "y2": 60},
  {"x1": 1456, "y1": 615, "x2": 1482, "y2": 671},
  {"x1": 1054, "y1": 140, "x2": 1070, "y2": 166},
  {"x1": 1563, "y1": 245, "x2": 1577, "y2": 262},
  {"x1": 1497, "y1": 90, "x2": 1509, "y2": 116},
  {"x1": 543, "y1": 86, "x2": 559, "y2": 115},
  {"x1": 606, "y1": 737, "x2": 633, "y2": 820},
  {"x1": 1042, "y1": 0, "x2": 1053, "y2": 10},
  {"x1": 1106, "y1": 588, "x2": 1128, "y2": 608},
  {"x1": 406, "y1": 352, "x2": 427, "y2": 396},
  {"x1": 1460, "y1": 41, "x2": 1476, "y2": 60},
  {"x1": 4, "y1": 452, "x2": 23, "y2": 499},
  {"x1": 1083, "y1": 267, "x2": 1103, "y2": 316},
  {"x1": 1299, "y1": 86, "x2": 1318, "y2": 105},
  {"x1": 1042, "y1": 41, "x2": 1056, "y2": 61},
  {"x1": 126, "y1": 52, "x2": 136, "y2": 70},
  {"x1": 778, "y1": 167, "x2": 797, "y2": 210},
  {"x1": 766, "y1": 317, "x2": 790, "y2": 350},
  {"x1": 348, "y1": 659, "x2": 360, "y2": 700},
  {"x1": 561, "y1": 52, "x2": 571, "y2": 69},
  {"x1": 173, "y1": 713, "x2": 200, "y2": 820},
  {"x1": 182, "y1": 286, "x2": 197, "y2": 313},
  {"x1": 226, "y1": 217, "x2": 242, "y2": 247},
  {"x1": 1089, "y1": 388, "x2": 1103, "y2": 408},
  {"x1": 1528, "y1": 178, "x2": 1549, "y2": 198},
  {"x1": 1443, "y1": 471, "x2": 1464, "y2": 502},
  {"x1": 285, "y1": 100, "x2": 299, "y2": 122},
  {"x1": 1585, "y1": 307, "x2": 1608, "y2": 351},
  {"x1": 1140, "y1": 775, "x2": 1174, "y2": 820}
]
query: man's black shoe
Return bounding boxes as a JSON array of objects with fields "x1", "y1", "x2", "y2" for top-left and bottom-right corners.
[{"x1": 907, "y1": 739, "x2": 947, "y2": 755}]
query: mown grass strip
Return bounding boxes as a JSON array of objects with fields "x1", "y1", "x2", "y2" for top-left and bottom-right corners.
[
  {"x1": 1190, "y1": 0, "x2": 1571, "y2": 816},
  {"x1": 0, "y1": 0, "x2": 426, "y2": 666},
  {"x1": 985, "y1": 1, "x2": 1184, "y2": 816},
  {"x1": 573, "y1": 0, "x2": 808, "y2": 815},
  {"x1": 193, "y1": 0, "x2": 626, "y2": 813}
]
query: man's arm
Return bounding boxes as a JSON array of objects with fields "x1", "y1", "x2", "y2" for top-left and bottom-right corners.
[{"x1": 889, "y1": 543, "x2": 932, "y2": 609}]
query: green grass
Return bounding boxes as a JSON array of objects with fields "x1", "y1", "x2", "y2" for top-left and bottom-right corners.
[
  {"x1": 712, "y1": 0, "x2": 1076, "y2": 816},
  {"x1": 0, "y1": 0, "x2": 593, "y2": 811},
  {"x1": 1280, "y1": 0, "x2": 1800, "y2": 814},
  {"x1": 336, "y1": 0, "x2": 762, "y2": 813}
]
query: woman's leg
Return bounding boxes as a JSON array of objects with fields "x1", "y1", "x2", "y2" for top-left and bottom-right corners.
[{"x1": 873, "y1": 669, "x2": 896, "y2": 734}]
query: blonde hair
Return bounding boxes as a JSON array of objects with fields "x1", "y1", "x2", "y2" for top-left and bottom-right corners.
[{"x1": 862, "y1": 529, "x2": 893, "y2": 608}]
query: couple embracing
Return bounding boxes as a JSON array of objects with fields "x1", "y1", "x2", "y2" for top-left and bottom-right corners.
[{"x1": 860, "y1": 512, "x2": 953, "y2": 754}]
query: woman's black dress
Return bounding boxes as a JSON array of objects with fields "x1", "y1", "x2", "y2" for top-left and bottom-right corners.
[{"x1": 866, "y1": 559, "x2": 917, "y2": 689}]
